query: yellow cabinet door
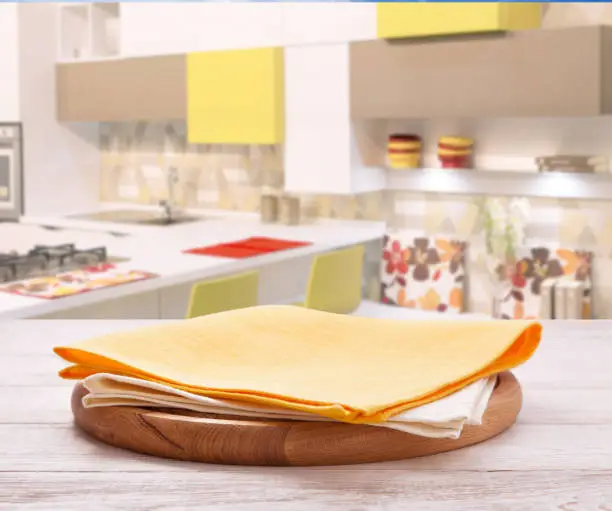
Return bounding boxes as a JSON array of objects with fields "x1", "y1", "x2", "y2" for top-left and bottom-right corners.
[
  {"x1": 377, "y1": 2, "x2": 541, "y2": 39},
  {"x1": 187, "y1": 47, "x2": 284, "y2": 145}
]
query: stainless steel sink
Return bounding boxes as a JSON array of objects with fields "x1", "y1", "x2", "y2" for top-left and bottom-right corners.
[
  {"x1": 69, "y1": 210, "x2": 204, "y2": 226},
  {"x1": 135, "y1": 216, "x2": 202, "y2": 226}
]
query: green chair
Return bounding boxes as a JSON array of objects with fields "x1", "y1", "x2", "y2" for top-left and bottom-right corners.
[
  {"x1": 295, "y1": 244, "x2": 365, "y2": 314},
  {"x1": 186, "y1": 271, "x2": 259, "y2": 319}
]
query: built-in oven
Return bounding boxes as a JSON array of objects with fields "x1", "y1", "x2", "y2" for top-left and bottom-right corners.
[{"x1": 0, "y1": 123, "x2": 23, "y2": 222}]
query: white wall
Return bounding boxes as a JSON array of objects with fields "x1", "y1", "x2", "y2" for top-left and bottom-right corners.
[
  {"x1": 19, "y1": 4, "x2": 100, "y2": 217},
  {"x1": 0, "y1": 3, "x2": 20, "y2": 121}
]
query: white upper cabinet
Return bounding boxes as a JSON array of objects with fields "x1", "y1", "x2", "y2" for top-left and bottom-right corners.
[
  {"x1": 284, "y1": 44, "x2": 385, "y2": 195},
  {"x1": 0, "y1": 3, "x2": 20, "y2": 120},
  {"x1": 114, "y1": 3, "x2": 377, "y2": 58},
  {"x1": 120, "y1": 3, "x2": 284, "y2": 57},
  {"x1": 281, "y1": 3, "x2": 376, "y2": 46}
]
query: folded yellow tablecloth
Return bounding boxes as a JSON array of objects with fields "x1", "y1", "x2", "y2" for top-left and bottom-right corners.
[{"x1": 53, "y1": 305, "x2": 541, "y2": 424}]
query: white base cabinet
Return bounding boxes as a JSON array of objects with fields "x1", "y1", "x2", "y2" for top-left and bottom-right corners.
[
  {"x1": 33, "y1": 257, "x2": 315, "y2": 320},
  {"x1": 36, "y1": 290, "x2": 160, "y2": 319},
  {"x1": 31, "y1": 241, "x2": 380, "y2": 320}
]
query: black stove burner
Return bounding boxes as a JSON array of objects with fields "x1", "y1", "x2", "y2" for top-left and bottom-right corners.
[{"x1": 0, "y1": 244, "x2": 108, "y2": 283}]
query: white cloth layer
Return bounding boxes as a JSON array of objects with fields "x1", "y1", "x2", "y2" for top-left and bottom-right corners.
[{"x1": 82, "y1": 373, "x2": 497, "y2": 439}]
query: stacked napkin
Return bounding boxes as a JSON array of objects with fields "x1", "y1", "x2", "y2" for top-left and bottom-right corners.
[
  {"x1": 80, "y1": 372, "x2": 496, "y2": 438},
  {"x1": 54, "y1": 306, "x2": 541, "y2": 439}
]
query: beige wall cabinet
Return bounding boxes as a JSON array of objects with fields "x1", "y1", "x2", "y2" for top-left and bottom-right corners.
[
  {"x1": 56, "y1": 55, "x2": 186, "y2": 122},
  {"x1": 351, "y1": 26, "x2": 612, "y2": 119}
]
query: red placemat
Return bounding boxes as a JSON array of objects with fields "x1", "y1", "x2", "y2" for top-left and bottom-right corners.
[
  {"x1": 183, "y1": 237, "x2": 312, "y2": 259},
  {"x1": 184, "y1": 245, "x2": 265, "y2": 259}
]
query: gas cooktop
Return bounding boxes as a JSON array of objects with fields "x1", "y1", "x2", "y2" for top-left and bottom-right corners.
[{"x1": 0, "y1": 244, "x2": 109, "y2": 283}]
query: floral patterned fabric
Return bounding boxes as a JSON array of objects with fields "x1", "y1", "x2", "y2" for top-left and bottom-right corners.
[
  {"x1": 495, "y1": 247, "x2": 593, "y2": 319},
  {"x1": 380, "y1": 233, "x2": 467, "y2": 314}
]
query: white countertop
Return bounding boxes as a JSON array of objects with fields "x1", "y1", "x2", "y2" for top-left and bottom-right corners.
[
  {"x1": 0, "y1": 205, "x2": 385, "y2": 318},
  {"x1": 1, "y1": 320, "x2": 610, "y2": 509}
]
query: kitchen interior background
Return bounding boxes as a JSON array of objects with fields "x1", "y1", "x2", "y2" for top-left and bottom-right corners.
[
  {"x1": 99, "y1": 114, "x2": 612, "y2": 318},
  {"x1": 6, "y1": 2, "x2": 612, "y2": 317}
]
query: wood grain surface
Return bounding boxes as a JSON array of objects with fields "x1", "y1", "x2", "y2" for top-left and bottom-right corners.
[
  {"x1": 1, "y1": 320, "x2": 611, "y2": 510},
  {"x1": 70, "y1": 372, "x2": 521, "y2": 466}
]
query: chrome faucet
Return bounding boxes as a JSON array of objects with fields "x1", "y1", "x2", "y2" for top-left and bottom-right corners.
[{"x1": 159, "y1": 167, "x2": 180, "y2": 222}]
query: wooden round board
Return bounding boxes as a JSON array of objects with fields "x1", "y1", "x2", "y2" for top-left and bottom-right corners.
[{"x1": 71, "y1": 372, "x2": 522, "y2": 467}]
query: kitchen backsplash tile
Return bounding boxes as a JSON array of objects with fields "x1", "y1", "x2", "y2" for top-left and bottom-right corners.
[
  {"x1": 100, "y1": 121, "x2": 612, "y2": 318},
  {"x1": 100, "y1": 121, "x2": 383, "y2": 219}
]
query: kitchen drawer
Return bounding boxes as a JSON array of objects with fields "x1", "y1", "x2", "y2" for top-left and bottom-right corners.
[
  {"x1": 35, "y1": 291, "x2": 161, "y2": 319},
  {"x1": 187, "y1": 47, "x2": 284, "y2": 144},
  {"x1": 376, "y1": 2, "x2": 541, "y2": 40}
]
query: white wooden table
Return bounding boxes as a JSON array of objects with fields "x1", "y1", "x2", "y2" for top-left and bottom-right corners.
[{"x1": 1, "y1": 320, "x2": 611, "y2": 510}]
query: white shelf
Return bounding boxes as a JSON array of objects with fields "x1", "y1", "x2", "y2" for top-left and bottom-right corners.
[
  {"x1": 58, "y1": 2, "x2": 120, "y2": 62},
  {"x1": 58, "y1": 3, "x2": 90, "y2": 61},
  {"x1": 91, "y1": 3, "x2": 120, "y2": 59},
  {"x1": 385, "y1": 168, "x2": 612, "y2": 201}
]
